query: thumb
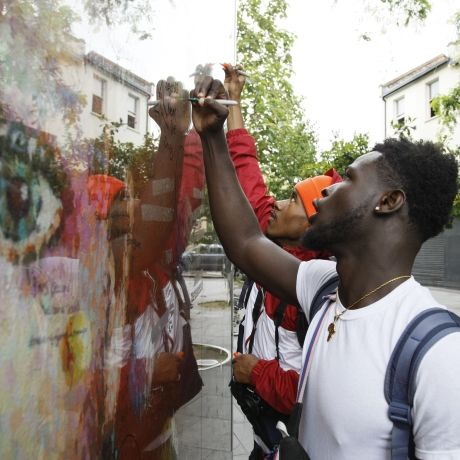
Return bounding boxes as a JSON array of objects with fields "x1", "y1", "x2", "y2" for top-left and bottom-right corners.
[
  {"x1": 176, "y1": 351, "x2": 185, "y2": 361},
  {"x1": 202, "y1": 98, "x2": 229, "y2": 118}
]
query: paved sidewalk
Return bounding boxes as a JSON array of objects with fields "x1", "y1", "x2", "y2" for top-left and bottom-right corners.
[
  {"x1": 427, "y1": 285, "x2": 460, "y2": 315},
  {"x1": 175, "y1": 275, "x2": 234, "y2": 459}
]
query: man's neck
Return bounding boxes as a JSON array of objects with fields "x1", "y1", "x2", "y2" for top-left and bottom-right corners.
[{"x1": 334, "y1": 251, "x2": 415, "y2": 310}]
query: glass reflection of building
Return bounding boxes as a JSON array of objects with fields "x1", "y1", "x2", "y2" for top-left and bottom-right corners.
[{"x1": 0, "y1": 4, "x2": 234, "y2": 458}]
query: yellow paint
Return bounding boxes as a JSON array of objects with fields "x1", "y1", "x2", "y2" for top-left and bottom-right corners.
[{"x1": 60, "y1": 312, "x2": 90, "y2": 387}]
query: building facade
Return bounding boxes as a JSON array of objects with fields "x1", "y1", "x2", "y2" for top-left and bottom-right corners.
[
  {"x1": 382, "y1": 54, "x2": 460, "y2": 146},
  {"x1": 381, "y1": 55, "x2": 460, "y2": 289},
  {"x1": 42, "y1": 38, "x2": 152, "y2": 146},
  {"x1": 83, "y1": 51, "x2": 152, "y2": 144}
]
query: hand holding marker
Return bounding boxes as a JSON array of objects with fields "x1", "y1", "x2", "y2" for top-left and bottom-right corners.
[
  {"x1": 148, "y1": 97, "x2": 239, "y2": 107},
  {"x1": 221, "y1": 62, "x2": 249, "y2": 78},
  {"x1": 148, "y1": 66, "x2": 248, "y2": 108}
]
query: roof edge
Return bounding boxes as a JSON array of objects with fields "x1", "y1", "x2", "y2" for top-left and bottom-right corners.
[{"x1": 381, "y1": 54, "x2": 450, "y2": 99}]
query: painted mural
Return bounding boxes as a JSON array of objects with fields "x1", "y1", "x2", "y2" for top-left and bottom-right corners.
[{"x1": 0, "y1": 2, "x2": 216, "y2": 458}]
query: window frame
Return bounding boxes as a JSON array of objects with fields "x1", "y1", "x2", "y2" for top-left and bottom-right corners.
[
  {"x1": 426, "y1": 79, "x2": 439, "y2": 119},
  {"x1": 127, "y1": 94, "x2": 139, "y2": 130},
  {"x1": 393, "y1": 96, "x2": 405, "y2": 124},
  {"x1": 92, "y1": 75, "x2": 106, "y2": 116}
]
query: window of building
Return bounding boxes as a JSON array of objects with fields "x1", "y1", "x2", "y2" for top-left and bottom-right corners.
[
  {"x1": 92, "y1": 76, "x2": 106, "y2": 115},
  {"x1": 394, "y1": 96, "x2": 405, "y2": 124},
  {"x1": 127, "y1": 95, "x2": 139, "y2": 129},
  {"x1": 427, "y1": 79, "x2": 439, "y2": 118}
]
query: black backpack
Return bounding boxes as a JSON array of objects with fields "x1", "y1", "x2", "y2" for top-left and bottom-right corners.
[
  {"x1": 277, "y1": 303, "x2": 460, "y2": 460},
  {"x1": 237, "y1": 275, "x2": 339, "y2": 358},
  {"x1": 230, "y1": 275, "x2": 340, "y2": 452}
]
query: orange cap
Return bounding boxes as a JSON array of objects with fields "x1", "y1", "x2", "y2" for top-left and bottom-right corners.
[
  {"x1": 87, "y1": 174, "x2": 126, "y2": 219},
  {"x1": 295, "y1": 175, "x2": 333, "y2": 219}
]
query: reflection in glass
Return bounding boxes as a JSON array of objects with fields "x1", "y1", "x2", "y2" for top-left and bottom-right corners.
[{"x1": 1, "y1": 2, "x2": 234, "y2": 458}]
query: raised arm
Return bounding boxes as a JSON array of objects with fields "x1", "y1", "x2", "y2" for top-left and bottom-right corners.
[
  {"x1": 224, "y1": 64, "x2": 275, "y2": 232},
  {"x1": 223, "y1": 63, "x2": 246, "y2": 131},
  {"x1": 191, "y1": 77, "x2": 299, "y2": 305},
  {"x1": 115, "y1": 78, "x2": 189, "y2": 277}
]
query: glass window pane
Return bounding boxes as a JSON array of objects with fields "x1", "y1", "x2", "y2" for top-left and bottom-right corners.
[{"x1": 1, "y1": 2, "x2": 235, "y2": 458}]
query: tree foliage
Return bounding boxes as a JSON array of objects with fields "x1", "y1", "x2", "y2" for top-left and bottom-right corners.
[
  {"x1": 0, "y1": 0, "x2": 85, "y2": 124},
  {"x1": 377, "y1": 0, "x2": 431, "y2": 24},
  {"x1": 237, "y1": 0, "x2": 317, "y2": 199},
  {"x1": 82, "y1": 0, "x2": 159, "y2": 40},
  {"x1": 300, "y1": 134, "x2": 370, "y2": 180},
  {"x1": 88, "y1": 121, "x2": 158, "y2": 196},
  {"x1": 432, "y1": 84, "x2": 460, "y2": 129},
  {"x1": 430, "y1": 11, "x2": 460, "y2": 131},
  {"x1": 390, "y1": 116, "x2": 417, "y2": 140}
]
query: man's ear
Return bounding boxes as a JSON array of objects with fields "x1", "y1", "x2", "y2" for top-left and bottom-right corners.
[{"x1": 374, "y1": 189, "x2": 406, "y2": 214}]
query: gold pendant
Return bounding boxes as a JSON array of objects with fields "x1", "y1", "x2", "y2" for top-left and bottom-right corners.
[{"x1": 327, "y1": 322, "x2": 336, "y2": 342}]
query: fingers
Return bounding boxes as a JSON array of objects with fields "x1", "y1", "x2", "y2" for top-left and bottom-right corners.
[
  {"x1": 156, "y1": 77, "x2": 183, "y2": 100},
  {"x1": 221, "y1": 63, "x2": 244, "y2": 77},
  {"x1": 194, "y1": 75, "x2": 213, "y2": 98},
  {"x1": 222, "y1": 63, "x2": 233, "y2": 80},
  {"x1": 148, "y1": 105, "x2": 158, "y2": 119},
  {"x1": 209, "y1": 78, "x2": 227, "y2": 99},
  {"x1": 193, "y1": 78, "x2": 227, "y2": 102},
  {"x1": 190, "y1": 81, "x2": 228, "y2": 113},
  {"x1": 232, "y1": 351, "x2": 241, "y2": 364},
  {"x1": 156, "y1": 79, "x2": 166, "y2": 100},
  {"x1": 176, "y1": 351, "x2": 185, "y2": 361},
  {"x1": 150, "y1": 77, "x2": 191, "y2": 131},
  {"x1": 179, "y1": 88, "x2": 189, "y2": 104}
]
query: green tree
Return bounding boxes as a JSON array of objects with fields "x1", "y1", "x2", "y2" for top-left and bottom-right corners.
[
  {"x1": 88, "y1": 120, "x2": 158, "y2": 196},
  {"x1": 237, "y1": 0, "x2": 317, "y2": 199},
  {"x1": 376, "y1": 0, "x2": 431, "y2": 24},
  {"x1": 431, "y1": 10, "x2": 460, "y2": 130},
  {"x1": 300, "y1": 133, "x2": 370, "y2": 180},
  {"x1": 390, "y1": 116, "x2": 417, "y2": 140},
  {"x1": 0, "y1": 0, "x2": 85, "y2": 124},
  {"x1": 82, "y1": 0, "x2": 158, "y2": 40}
]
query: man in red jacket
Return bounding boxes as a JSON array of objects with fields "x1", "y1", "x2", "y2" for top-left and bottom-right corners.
[{"x1": 223, "y1": 64, "x2": 341, "y2": 458}]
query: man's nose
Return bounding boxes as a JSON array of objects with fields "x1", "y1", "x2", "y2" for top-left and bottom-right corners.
[
  {"x1": 275, "y1": 199, "x2": 288, "y2": 210},
  {"x1": 321, "y1": 183, "x2": 336, "y2": 197}
]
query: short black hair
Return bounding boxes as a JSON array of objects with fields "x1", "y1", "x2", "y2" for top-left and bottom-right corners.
[{"x1": 373, "y1": 138, "x2": 458, "y2": 242}]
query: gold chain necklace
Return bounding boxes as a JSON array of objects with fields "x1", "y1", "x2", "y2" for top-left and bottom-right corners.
[{"x1": 326, "y1": 275, "x2": 411, "y2": 342}]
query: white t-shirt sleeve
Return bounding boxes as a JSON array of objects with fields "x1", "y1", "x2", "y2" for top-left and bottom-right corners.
[
  {"x1": 413, "y1": 331, "x2": 460, "y2": 459},
  {"x1": 295, "y1": 259, "x2": 337, "y2": 318}
]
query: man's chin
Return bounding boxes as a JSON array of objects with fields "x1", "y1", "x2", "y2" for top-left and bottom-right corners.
[{"x1": 301, "y1": 224, "x2": 336, "y2": 251}]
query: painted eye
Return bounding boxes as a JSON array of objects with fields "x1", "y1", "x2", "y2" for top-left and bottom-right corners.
[{"x1": 0, "y1": 122, "x2": 63, "y2": 261}]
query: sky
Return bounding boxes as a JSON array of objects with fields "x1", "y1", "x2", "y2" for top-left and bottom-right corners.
[
  {"x1": 73, "y1": 0, "x2": 459, "y2": 151},
  {"x1": 287, "y1": 0, "x2": 459, "y2": 149}
]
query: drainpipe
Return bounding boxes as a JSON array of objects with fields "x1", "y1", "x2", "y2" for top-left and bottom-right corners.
[
  {"x1": 145, "y1": 95, "x2": 149, "y2": 136},
  {"x1": 383, "y1": 95, "x2": 387, "y2": 139}
]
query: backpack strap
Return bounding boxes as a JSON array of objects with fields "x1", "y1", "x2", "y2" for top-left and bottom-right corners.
[
  {"x1": 309, "y1": 274, "x2": 340, "y2": 322},
  {"x1": 273, "y1": 274, "x2": 339, "y2": 360},
  {"x1": 236, "y1": 277, "x2": 255, "y2": 353},
  {"x1": 238, "y1": 277, "x2": 254, "y2": 310},
  {"x1": 273, "y1": 301, "x2": 288, "y2": 361},
  {"x1": 384, "y1": 307, "x2": 460, "y2": 460},
  {"x1": 273, "y1": 274, "x2": 340, "y2": 360},
  {"x1": 296, "y1": 309, "x2": 309, "y2": 348},
  {"x1": 247, "y1": 286, "x2": 265, "y2": 354},
  {"x1": 284, "y1": 298, "x2": 334, "y2": 439}
]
